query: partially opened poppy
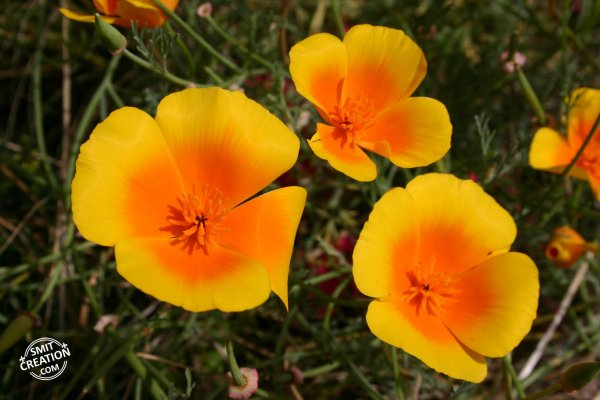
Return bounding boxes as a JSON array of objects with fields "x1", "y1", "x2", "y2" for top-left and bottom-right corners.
[
  {"x1": 71, "y1": 87, "x2": 306, "y2": 312},
  {"x1": 545, "y1": 226, "x2": 598, "y2": 269},
  {"x1": 60, "y1": 0, "x2": 179, "y2": 28},
  {"x1": 529, "y1": 88, "x2": 600, "y2": 199},
  {"x1": 289, "y1": 24, "x2": 451, "y2": 181},
  {"x1": 353, "y1": 173, "x2": 539, "y2": 382}
]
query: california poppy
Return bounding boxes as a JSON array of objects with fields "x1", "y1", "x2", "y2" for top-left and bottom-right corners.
[
  {"x1": 545, "y1": 226, "x2": 598, "y2": 269},
  {"x1": 72, "y1": 87, "x2": 306, "y2": 312},
  {"x1": 60, "y1": 0, "x2": 179, "y2": 28},
  {"x1": 529, "y1": 88, "x2": 600, "y2": 199},
  {"x1": 289, "y1": 24, "x2": 451, "y2": 181},
  {"x1": 353, "y1": 173, "x2": 539, "y2": 382}
]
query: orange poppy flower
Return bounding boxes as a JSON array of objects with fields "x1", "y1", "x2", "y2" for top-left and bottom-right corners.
[
  {"x1": 289, "y1": 24, "x2": 451, "y2": 181},
  {"x1": 60, "y1": 0, "x2": 179, "y2": 28},
  {"x1": 529, "y1": 88, "x2": 600, "y2": 199},
  {"x1": 71, "y1": 87, "x2": 306, "y2": 312},
  {"x1": 545, "y1": 226, "x2": 598, "y2": 269},
  {"x1": 353, "y1": 173, "x2": 539, "y2": 382}
]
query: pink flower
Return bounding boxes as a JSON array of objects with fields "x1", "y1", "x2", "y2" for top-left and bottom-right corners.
[{"x1": 227, "y1": 367, "x2": 259, "y2": 399}]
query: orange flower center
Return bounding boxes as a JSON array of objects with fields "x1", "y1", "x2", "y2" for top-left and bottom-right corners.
[
  {"x1": 403, "y1": 257, "x2": 460, "y2": 316},
  {"x1": 329, "y1": 95, "x2": 375, "y2": 147},
  {"x1": 167, "y1": 183, "x2": 228, "y2": 254}
]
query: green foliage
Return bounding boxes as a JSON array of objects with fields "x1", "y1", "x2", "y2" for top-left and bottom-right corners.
[{"x1": 1, "y1": 0, "x2": 599, "y2": 399}]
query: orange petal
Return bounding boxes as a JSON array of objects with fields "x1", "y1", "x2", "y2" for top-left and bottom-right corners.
[
  {"x1": 154, "y1": 87, "x2": 299, "y2": 209},
  {"x1": 406, "y1": 173, "x2": 517, "y2": 274},
  {"x1": 72, "y1": 107, "x2": 184, "y2": 246},
  {"x1": 567, "y1": 88, "x2": 600, "y2": 149},
  {"x1": 217, "y1": 187, "x2": 307, "y2": 309},
  {"x1": 353, "y1": 188, "x2": 420, "y2": 299},
  {"x1": 441, "y1": 252, "x2": 539, "y2": 358},
  {"x1": 93, "y1": 0, "x2": 118, "y2": 15},
  {"x1": 343, "y1": 25, "x2": 426, "y2": 111},
  {"x1": 308, "y1": 123, "x2": 376, "y2": 181},
  {"x1": 359, "y1": 97, "x2": 451, "y2": 168},
  {"x1": 117, "y1": 0, "x2": 166, "y2": 27},
  {"x1": 366, "y1": 300, "x2": 487, "y2": 382},
  {"x1": 115, "y1": 238, "x2": 271, "y2": 312},
  {"x1": 289, "y1": 32, "x2": 347, "y2": 120}
]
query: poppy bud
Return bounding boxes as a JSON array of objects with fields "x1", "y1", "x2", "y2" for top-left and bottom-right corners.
[{"x1": 95, "y1": 14, "x2": 127, "y2": 55}]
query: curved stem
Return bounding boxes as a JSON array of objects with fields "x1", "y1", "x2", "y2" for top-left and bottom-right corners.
[{"x1": 122, "y1": 49, "x2": 194, "y2": 87}]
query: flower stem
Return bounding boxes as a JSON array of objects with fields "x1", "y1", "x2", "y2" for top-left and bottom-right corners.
[
  {"x1": 122, "y1": 49, "x2": 194, "y2": 87},
  {"x1": 515, "y1": 64, "x2": 546, "y2": 125},
  {"x1": 331, "y1": 0, "x2": 345, "y2": 38},
  {"x1": 204, "y1": 15, "x2": 273, "y2": 69},
  {"x1": 503, "y1": 354, "x2": 526, "y2": 399},
  {"x1": 227, "y1": 341, "x2": 246, "y2": 387},
  {"x1": 521, "y1": 383, "x2": 561, "y2": 400},
  {"x1": 561, "y1": 112, "x2": 600, "y2": 177},
  {"x1": 150, "y1": 0, "x2": 241, "y2": 73}
]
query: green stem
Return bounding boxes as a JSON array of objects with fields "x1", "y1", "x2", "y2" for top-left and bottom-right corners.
[
  {"x1": 331, "y1": 0, "x2": 345, "y2": 38},
  {"x1": 515, "y1": 64, "x2": 546, "y2": 125},
  {"x1": 205, "y1": 15, "x2": 273, "y2": 69},
  {"x1": 390, "y1": 346, "x2": 405, "y2": 400},
  {"x1": 503, "y1": 354, "x2": 526, "y2": 399},
  {"x1": 125, "y1": 351, "x2": 168, "y2": 400},
  {"x1": 33, "y1": 0, "x2": 58, "y2": 191},
  {"x1": 150, "y1": 0, "x2": 241, "y2": 73},
  {"x1": 227, "y1": 341, "x2": 246, "y2": 387},
  {"x1": 122, "y1": 49, "x2": 194, "y2": 87},
  {"x1": 561, "y1": 112, "x2": 600, "y2": 177}
]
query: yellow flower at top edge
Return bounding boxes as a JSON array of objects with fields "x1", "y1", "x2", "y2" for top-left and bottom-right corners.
[
  {"x1": 60, "y1": 0, "x2": 179, "y2": 28},
  {"x1": 545, "y1": 226, "x2": 598, "y2": 269},
  {"x1": 71, "y1": 87, "x2": 306, "y2": 312},
  {"x1": 353, "y1": 173, "x2": 539, "y2": 382},
  {"x1": 529, "y1": 88, "x2": 600, "y2": 199},
  {"x1": 289, "y1": 24, "x2": 452, "y2": 181}
]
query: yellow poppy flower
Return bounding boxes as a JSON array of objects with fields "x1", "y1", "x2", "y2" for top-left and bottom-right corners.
[
  {"x1": 71, "y1": 87, "x2": 306, "y2": 312},
  {"x1": 353, "y1": 173, "x2": 539, "y2": 382},
  {"x1": 289, "y1": 24, "x2": 452, "y2": 181},
  {"x1": 545, "y1": 226, "x2": 598, "y2": 269},
  {"x1": 529, "y1": 88, "x2": 600, "y2": 199},
  {"x1": 60, "y1": 0, "x2": 179, "y2": 28}
]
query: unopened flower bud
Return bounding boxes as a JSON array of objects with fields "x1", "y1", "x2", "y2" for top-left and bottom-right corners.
[
  {"x1": 559, "y1": 361, "x2": 600, "y2": 392},
  {"x1": 197, "y1": 2, "x2": 212, "y2": 18},
  {"x1": 95, "y1": 14, "x2": 127, "y2": 55},
  {"x1": 0, "y1": 312, "x2": 37, "y2": 354}
]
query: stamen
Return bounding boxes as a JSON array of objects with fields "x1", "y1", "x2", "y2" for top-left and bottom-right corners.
[
  {"x1": 403, "y1": 257, "x2": 460, "y2": 316},
  {"x1": 329, "y1": 94, "x2": 375, "y2": 147},
  {"x1": 167, "y1": 183, "x2": 229, "y2": 254}
]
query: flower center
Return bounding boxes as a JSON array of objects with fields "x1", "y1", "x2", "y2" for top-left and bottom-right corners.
[
  {"x1": 167, "y1": 183, "x2": 228, "y2": 254},
  {"x1": 329, "y1": 95, "x2": 375, "y2": 147},
  {"x1": 403, "y1": 257, "x2": 460, "y2": 316}
]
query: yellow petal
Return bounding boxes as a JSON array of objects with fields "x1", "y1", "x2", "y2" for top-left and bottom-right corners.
[
  {"x1": 359, "y1": 97, "x2": 451, "y2": 168},
  {"x1": 217, "y1": 187, "x2": 307, "y2": 309},
  {"x1": 116, "y1": 238, "x2": 271, "y2": 312},
  {"x1": 343, "y1": 25, "x2": 426, "y2": 111},
  {"x1": 441, "y1": 252, "x2": 539, "y2": 358},
  {"x1": 366, "y1": 300, "x2": 487, "y2": 383},
  {"x1": 71, "y1": 107, "x2": 184, "y2": 246},
  {"x1": 406, "y1": 173, "x2": 517, "y2": 273},
  {"x1": 289, "y1": 32, "x2": 347, "y2": 120},
  {"x1": 567, "y1": 88, "x2": 600, "y2": 149},
  {"x1": 59, "y1": 8, "x2": 118, "y2": 24},
  {"x1": 528, "y1": 127, "x2": 589, "y2": 179},
  {"x1": 154, "y1": 87, "x2": 299, "y2": 209},
  {"x1": 308, "y1": 123, "x2": 376, "y2": 181},
  {"x1": 353, "y1": 188, "x2": 420, "y2": 298}
]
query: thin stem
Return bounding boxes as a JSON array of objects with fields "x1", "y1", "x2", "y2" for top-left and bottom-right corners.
[
  {"x1": 122, "y1": 49, "x2": 194, "y2": 87},
  {"x1": 227, "y1": 341, "x2": 246, "y2": 387},
  {"x1": 521, "y1": 383, "x2": 561, "y2": 400},
  {"x1": 150, "y1": 0, "x2": 241, "y2": 73},
  {"x1": 561, "y1": 112, "x2": 600, "y2": 177},
  {"x1": 331, "y1": 0, "x2": 345, "y2": 38},
  {"x1": 390, "y1": 346, "x2": 405, "y2": 400},
  {"x1": 503, "y1": 354, "x2": 526, "y2": 399},
  {"x1": 205, "y1": 15, "x2": 273, "y2": 69},
  {"x1": 33, "y1": 0, "x2": 58, "y2": 190},
  {"x1": 515, "y1": 64, "x2": 546, "y2": 125}
]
